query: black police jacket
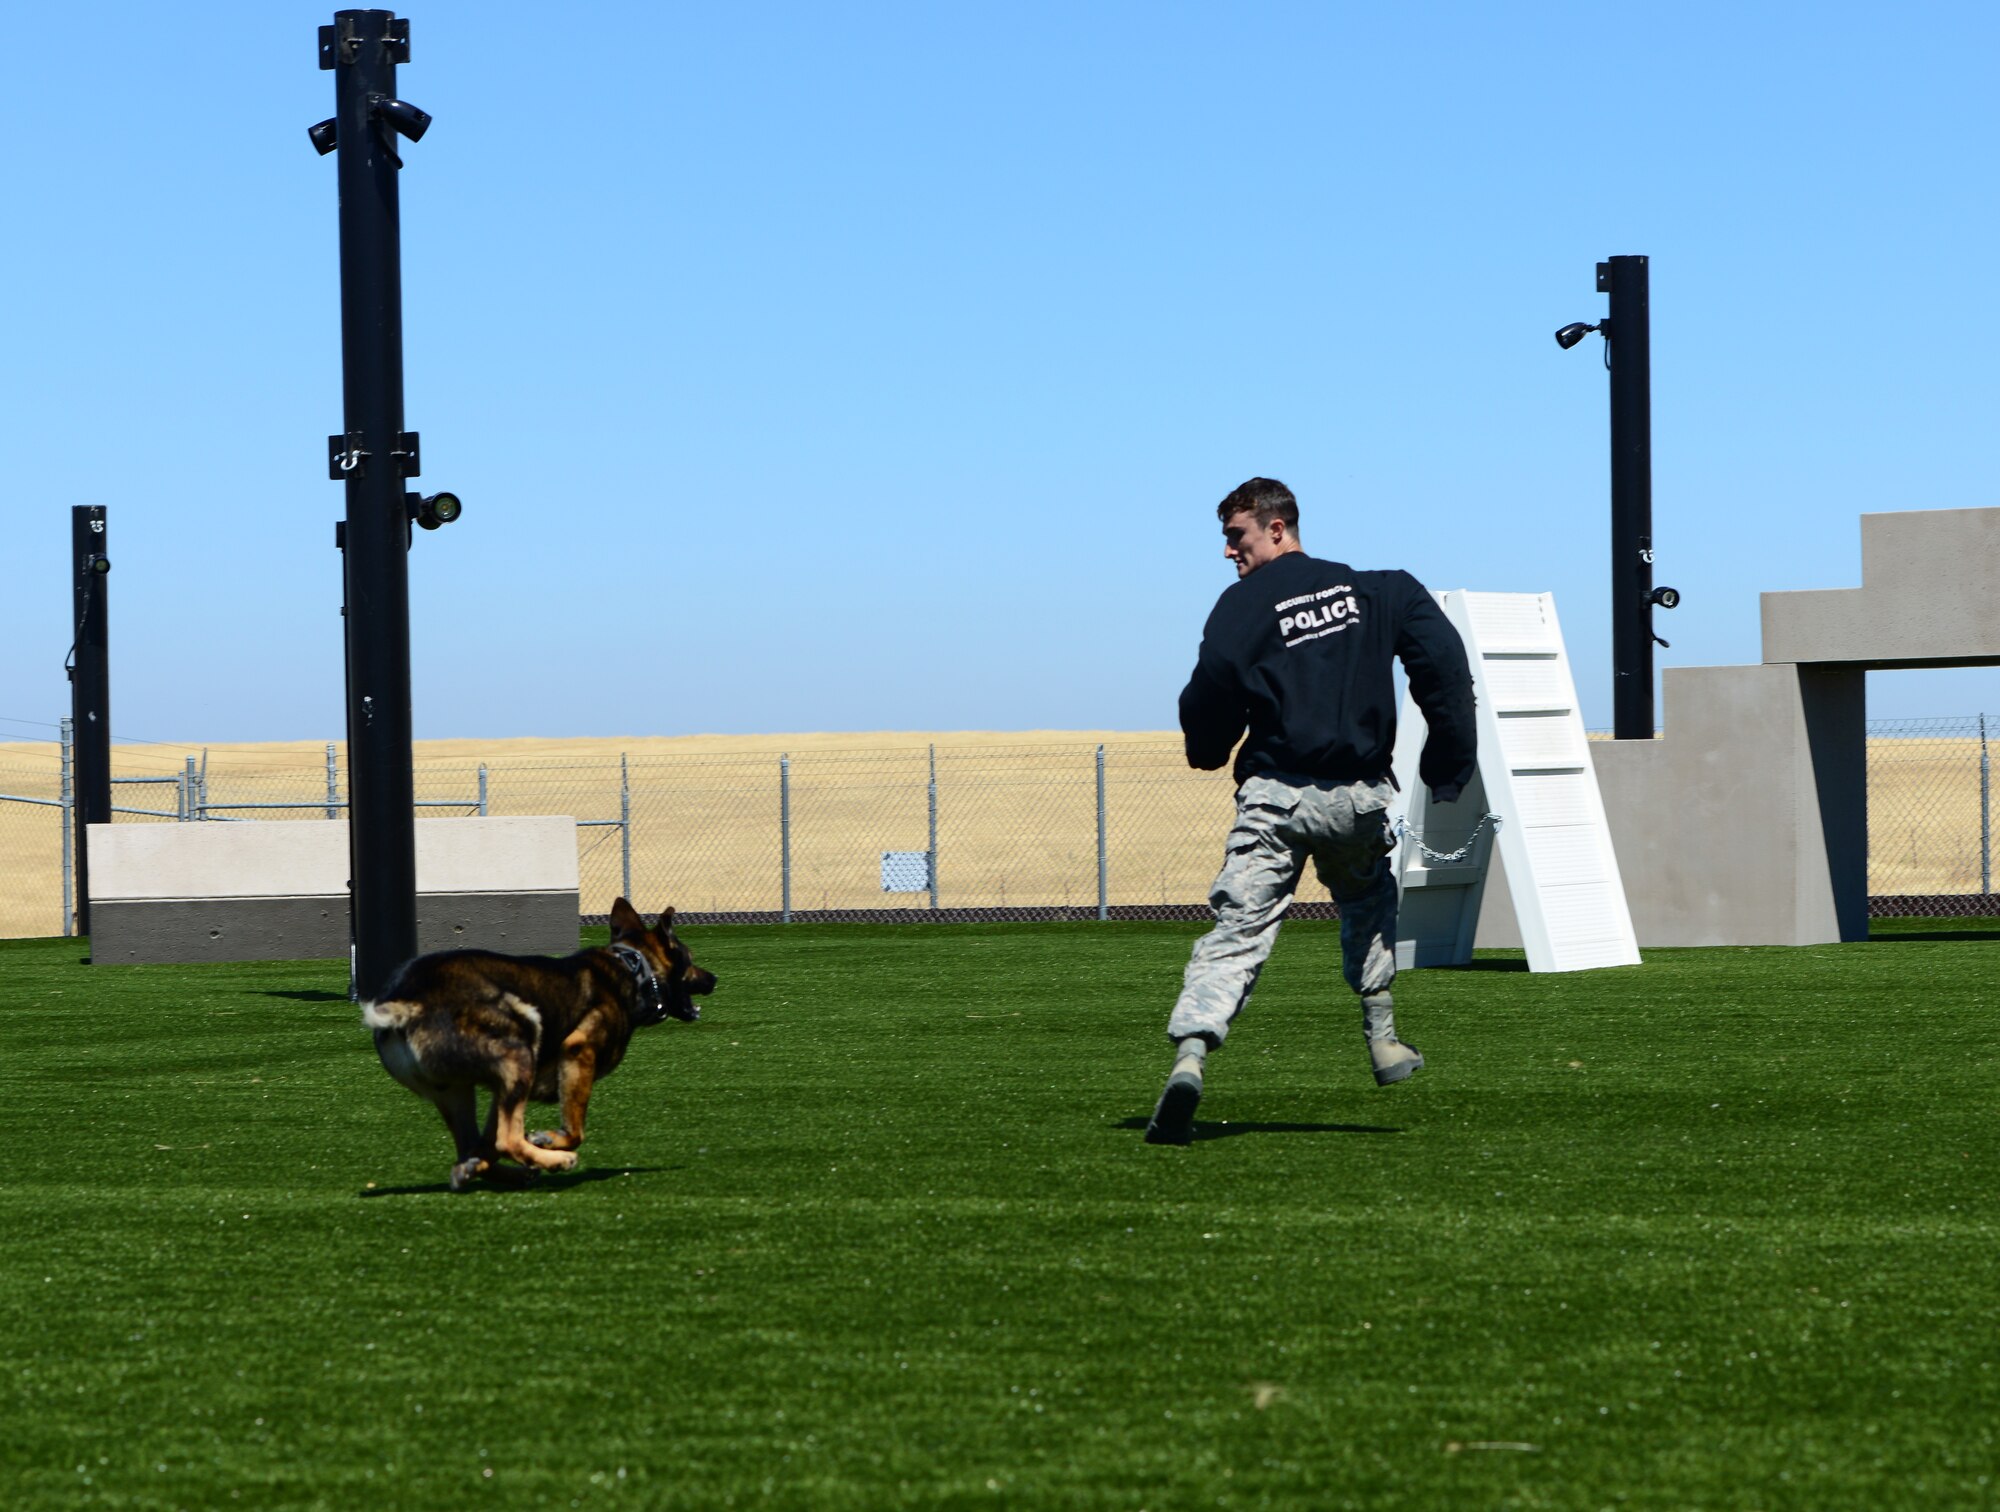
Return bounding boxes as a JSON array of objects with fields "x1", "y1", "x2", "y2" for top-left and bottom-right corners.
[{"x1": 1177, "y1": 551, "x2": 1477, "y2": 794}]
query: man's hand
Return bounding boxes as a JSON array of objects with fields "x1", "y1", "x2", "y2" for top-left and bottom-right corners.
[{"x1": 1428, "y1": 782, "x2": 1462, "y2": 805}]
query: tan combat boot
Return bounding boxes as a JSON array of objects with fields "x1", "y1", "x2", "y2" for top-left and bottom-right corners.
[{"x1": 1363, "y1": 991, "x2": 1424, "y2": 1086}]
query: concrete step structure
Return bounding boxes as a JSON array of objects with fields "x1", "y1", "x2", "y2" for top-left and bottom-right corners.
[{"x1": 1477, "y1": 506, "x2": 1999, "y2": 948}]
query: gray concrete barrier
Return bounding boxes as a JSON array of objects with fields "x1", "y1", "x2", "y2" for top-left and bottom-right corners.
[{"x1": 85, "y1": 816, "x2": 580, "y2": 964}]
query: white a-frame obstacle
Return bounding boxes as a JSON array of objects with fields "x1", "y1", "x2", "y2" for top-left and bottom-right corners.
[{"x1": 1388, "y1": 591, "x2": 1640, "y2": 973}]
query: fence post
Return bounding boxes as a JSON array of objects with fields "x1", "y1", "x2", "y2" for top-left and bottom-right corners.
[
  {"x1": 1096, "y1": 743, "x2": 1108, "y2": 921},
  {"x1": 780, "y1": 754, "x2": 792, "y2": 923},
  {"x1": 1981, "y1": 713, "x2": 1991, "y2": 897},
  {"x1": 325, "y1": 743, "x2": 339, "y2": 819},
  {"x1": 927, "y1": 744, "x2": 939, "y2": 911},
  {"x1": 182, "y1": 757, "x2": 196, "y2": 821},
  {"x1": 59, "y1": 718, "x2": 74, "y2": 937},
  {"x1": 620, "y1": 753, "x2": 632, "y2": 902},
  {"x1": 478, "y1": 764, "x2": 489, "y2": 817},
  {"x1": 199, "y1": 749, "x2": 209, "y2": 819}
]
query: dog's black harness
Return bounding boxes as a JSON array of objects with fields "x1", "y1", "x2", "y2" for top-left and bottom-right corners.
[{"x1": 607, "y1": 944, "x2": 670, "y2": 1026}]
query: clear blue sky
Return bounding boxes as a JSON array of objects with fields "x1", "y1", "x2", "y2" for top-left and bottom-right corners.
[{"x1": 4, "y1": 0, "x2": 1996, "y2": 746}]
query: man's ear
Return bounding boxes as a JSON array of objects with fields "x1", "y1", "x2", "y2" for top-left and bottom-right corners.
[{"x1": 609, "y1": 897, "x2": 645, "y2": 937}]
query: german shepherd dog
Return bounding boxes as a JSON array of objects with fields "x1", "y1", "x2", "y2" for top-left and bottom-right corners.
[{"x1": 361, "y1": 899, "x2": 716, "y2": 1190}]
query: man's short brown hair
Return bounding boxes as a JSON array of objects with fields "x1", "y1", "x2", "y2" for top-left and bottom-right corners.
[{"x1": 1217, "y1": 477, "x2": 1299, "y2": 534}]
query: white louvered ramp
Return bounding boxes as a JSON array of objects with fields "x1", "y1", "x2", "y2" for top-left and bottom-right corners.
[{"x1": 1388, "y1": 591, "x2": 1640, "y2": 973}]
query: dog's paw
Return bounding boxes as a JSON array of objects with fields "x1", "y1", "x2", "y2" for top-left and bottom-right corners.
[
  {"x1": 529, "y1": 1129, "x2": 573, "y2": 1150},
  {"x1": 545, "y1": 1150, "x2": 578, "y2": 1172},
  {"x1": 449, "y1": 1157, "x2": 488, "y2": 1192}
]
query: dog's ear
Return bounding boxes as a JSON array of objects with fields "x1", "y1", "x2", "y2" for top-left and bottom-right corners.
[
  {"x1": 609, "y1": 897, "x2": 645, "y2": 937},
  {"x1": 653, "y1": 906, "x2": 678, "y2": 938}
]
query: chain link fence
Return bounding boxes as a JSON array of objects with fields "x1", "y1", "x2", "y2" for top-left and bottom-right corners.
[
  {"x1": 1862, "y1": 715, "x2": 1996, "y2": 917},
  {"x1": 0, "y1": 750, "x2": 68, "y2": 938},
  {"x1": 2, "y1": 719, "x2": 1994, "y2": 938}
]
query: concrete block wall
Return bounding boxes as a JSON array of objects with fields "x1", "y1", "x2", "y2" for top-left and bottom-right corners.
[
  {"x1": 1474, "y1": 665, "x2": 1866, "y2": 948},
  {"x1": 86, "y1": 816, "x2": 581, "y2": 964}
]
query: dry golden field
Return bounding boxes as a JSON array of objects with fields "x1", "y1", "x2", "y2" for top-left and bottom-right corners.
[{"x1": 1, "y1": 729, "x2": 1989, "y2": 937}]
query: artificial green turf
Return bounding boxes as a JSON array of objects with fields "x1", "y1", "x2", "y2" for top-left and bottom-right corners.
[{"x1": 1, "y1": 921, "x2": 1995, "y2": 1511}]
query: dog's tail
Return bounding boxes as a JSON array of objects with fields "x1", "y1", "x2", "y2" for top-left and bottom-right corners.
[{"x1": 360, "y1": 997, "x2": 423, "y2": 1032}]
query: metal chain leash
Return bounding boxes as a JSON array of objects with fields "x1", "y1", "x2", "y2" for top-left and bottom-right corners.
[{"x1": 1392, "y1": 810, "x2": 1502, "y2": 866}]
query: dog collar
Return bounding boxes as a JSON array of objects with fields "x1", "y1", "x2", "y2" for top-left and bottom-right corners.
[{"x1": 607, "y1": 944, "x2": 669, "y2": 1026}]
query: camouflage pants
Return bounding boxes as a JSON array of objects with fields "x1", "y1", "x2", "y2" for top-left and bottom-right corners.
[{"x1": 1166, "y1": 773, "x2": 1400, "y2": 1046}]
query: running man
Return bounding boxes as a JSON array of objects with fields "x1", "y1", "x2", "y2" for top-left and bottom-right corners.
[{"x1": 1146, "y1": 477, "x2": 1476, "y2": 1145}]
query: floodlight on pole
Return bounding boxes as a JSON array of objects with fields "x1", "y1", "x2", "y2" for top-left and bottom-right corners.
[
  {"x1": 313, "y1": 7, "x2": 449, "y2": 1000},
  {"x1": 1556, "y1": 255, "x2": 1681, "y2": 739},
  {"x1": 408, "y1": 491, "x2": 462, "y2": 530}
]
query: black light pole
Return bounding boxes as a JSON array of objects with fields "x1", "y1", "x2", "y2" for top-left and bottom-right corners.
[
  {"x1": 1601, "y1": 255, "x2": 1656, "y2": 740},
  {"x1": 67, "y1": 505, "x2": 111, "y2": 936},
  {"x1": 1556, "y1": 254, "x2": 1679, "y2": 740},
  {"x1": 314, "y1": 10, "x2": 435, "y2": 999}
]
